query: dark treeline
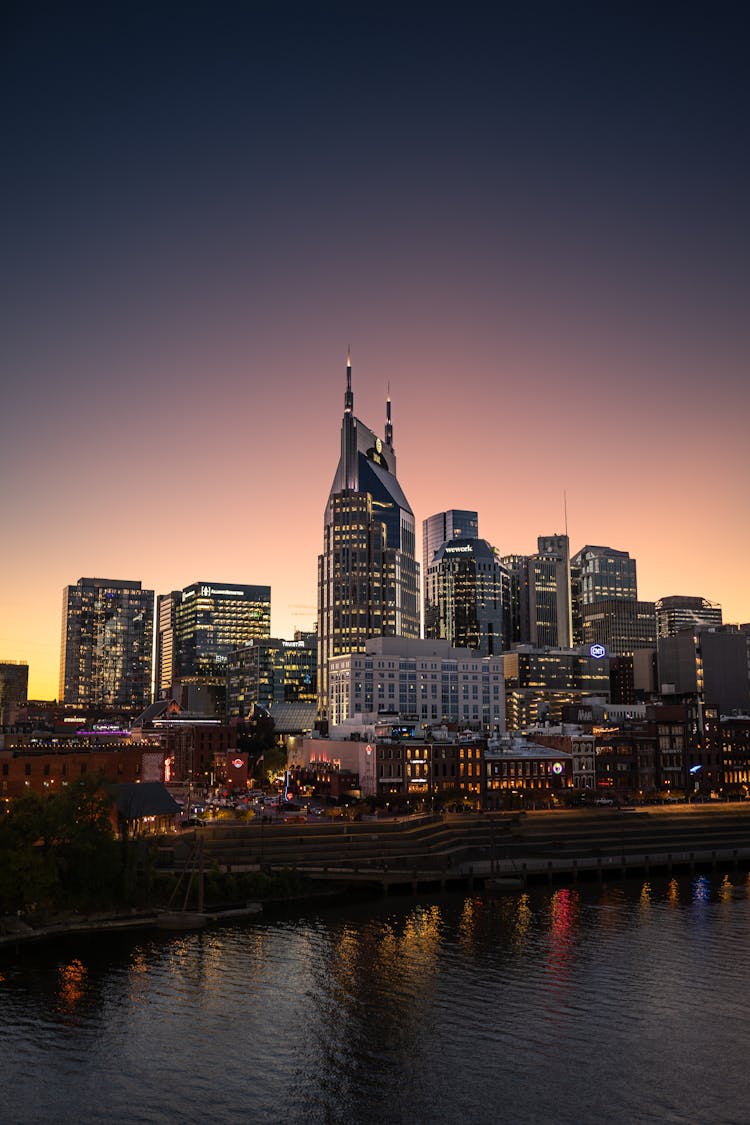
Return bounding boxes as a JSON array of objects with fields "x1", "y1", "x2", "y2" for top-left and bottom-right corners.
[{"x1": 0, "y1": 780, "x2": 141, "y2": 916}]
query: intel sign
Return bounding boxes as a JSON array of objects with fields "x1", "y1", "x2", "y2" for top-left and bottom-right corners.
[{"x1": 589, "y1": 643, "x2": 607, "y2": 660}]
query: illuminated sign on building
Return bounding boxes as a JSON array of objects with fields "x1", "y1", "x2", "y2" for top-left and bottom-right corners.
[{"x1": 590, "y1": 643, "x2": 607, "y2": 659}]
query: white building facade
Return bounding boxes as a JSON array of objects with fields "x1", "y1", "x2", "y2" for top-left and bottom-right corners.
[{"x1": 327, "y1": 637, "x2": 505, "y2": 733}]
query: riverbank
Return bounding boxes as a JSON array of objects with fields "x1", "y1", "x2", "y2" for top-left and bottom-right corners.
[{"x1": 5, "y1": 804, "x2": 750, "y2": 946}]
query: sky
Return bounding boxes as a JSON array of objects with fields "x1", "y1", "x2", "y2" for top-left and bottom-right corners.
[{"x1": 2, "y1": 2, "x2": 748, "y2": 700}]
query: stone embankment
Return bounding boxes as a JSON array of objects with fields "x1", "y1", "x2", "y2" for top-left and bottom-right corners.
[{"x1": 165, "y1": 803, "x2": 750, "y2": 894}]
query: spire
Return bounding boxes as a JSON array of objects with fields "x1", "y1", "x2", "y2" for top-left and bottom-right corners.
[
  {"x1": 385, "y1": 381, "x2": 393, "y2": 447},
  {"x1": 344, "y1": 346, "x2": 353, "y2": 415}
]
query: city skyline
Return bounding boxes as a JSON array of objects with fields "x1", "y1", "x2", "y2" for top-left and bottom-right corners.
[{"x1": 2, "y1": 5, "x2": 748, "y2": 699}]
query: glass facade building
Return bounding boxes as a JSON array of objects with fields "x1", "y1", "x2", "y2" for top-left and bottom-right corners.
[
  {"x1": 317, "y1": 353, "x2": 419, "y2": 717},
  {"x1": 571, "y1": 545, "x2": 638, "y2": 605},
  {"x1": 425, "y1": 538, "x2": 510, "y2": 656},
  {"x1": 580, "y1": 598, "x2": 657, "y2": 656},
  {"x1": 226, "y1": 633, "x2": 317, "y2": 718},
  {"x1": 59, "y1": 578, "x2": 154, "y2": 712},
  {"x1": 156, "y1": 582, "x2": 271, "y2": 693},
  {"x1": 422, "y1": 510, "x2": 479, "y2": 605},
  {"x1": 502, "y1": 646, "x2": 611, "y2": 731}
]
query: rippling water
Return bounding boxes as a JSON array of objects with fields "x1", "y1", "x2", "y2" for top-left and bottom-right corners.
[{"x1": 2, "y1": 874, "x2": 750, "y2": 1124}]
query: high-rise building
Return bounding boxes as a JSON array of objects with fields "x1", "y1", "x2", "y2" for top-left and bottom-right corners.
[
  {"x1": 536, "y1": 534, "x2": 572, "y2": 647},
  {"x1": 580, "y1": 598, "x2": 657, "y2": 656},
  {"x1": 655, "y1": 595, "x2": 723, "y2": 638},
  {"x1": 59, "y1": 578, "x2": 154, "y2": 712},
  {"x1": 658, "y1": 625, "x2": 750, "y2": 715},
  {"x1": 422, "y1": 510, "x2": 479, "y2": 588},
  {"x1": 502, "y1": 646, "x2": 611, "y2": 730},
  {"x1": 424, "y1": 538, "x2": 510, "y2": 655},
  {"x1": 226, "y1": 633, "x2": 317, "y2": 718},
  {"x1": 156, "y1": 582, "x2": 271, "y2": 696},
  {"x1": 571, "y1": 545, "x2": 637, "y2": 605},
  {"x1": 500, "y1": 534, "x2": 571, "y2": 649},
  {"x1": 317, "y1": 352, "x2": 419, "y2": 717}
]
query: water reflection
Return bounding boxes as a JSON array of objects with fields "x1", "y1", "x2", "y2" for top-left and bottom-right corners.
[
  {"x1": 2, "y1": 876, "x2": 750, "y2": 1125},
  {"x1": 56, "y1": 958, "x2": 88, "y2": 1016},
  {"x1": 639, "y1": 880, "x2": 652, "y2": 915}
]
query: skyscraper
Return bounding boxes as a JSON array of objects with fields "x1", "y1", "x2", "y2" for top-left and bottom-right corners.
[
  {"x1": 422, "y1": 510, "x2": 479, "y2": 583},
  {"x1": 571, "y1": 545, "x2": 637, "y2": 605},
  {"x1": 580, "y1": 598, "x2": 657, "y2": 656},
  {"x1": 500, "y1": 534, "x2": 572, "y2": 649},
  {"x1": 317, "y1": 352, "x2": 419, "y2": 717},
  {"x1": 424, "y1": 537, "x2": 510, "y2": 655},
  {"x1": 155, "y1": 582, "x2": 271, "y2": 697},
  {"x1": 422, "y1": 509, "x2": 479, "y2": 631},
  {"x1": 59, "y1": 578, "x2": 153, "y2": 712}
]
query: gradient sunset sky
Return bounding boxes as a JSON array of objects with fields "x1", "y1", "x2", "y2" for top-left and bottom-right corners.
[{"x1": 2, "y1": 2, "x2": 748, "y2": 700}]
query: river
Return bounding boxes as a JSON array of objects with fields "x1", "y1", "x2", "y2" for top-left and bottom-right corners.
[{"x1": 2, "y1": 874, "x2": 749, "y2": 1124}]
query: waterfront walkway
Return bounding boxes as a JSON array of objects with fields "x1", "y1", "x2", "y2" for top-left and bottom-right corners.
[{"x1": 167, "y1": 802, "x2": 750, "y2": 894}]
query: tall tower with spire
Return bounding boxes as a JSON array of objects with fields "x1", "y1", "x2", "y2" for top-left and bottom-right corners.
[{"x1": 317, "y1": 352, "x2": 419, "y2": 718}]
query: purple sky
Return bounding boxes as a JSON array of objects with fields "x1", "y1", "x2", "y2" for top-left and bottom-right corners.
[{"x1": 2, "y1": 2, "x2": 748, "y2": 698}]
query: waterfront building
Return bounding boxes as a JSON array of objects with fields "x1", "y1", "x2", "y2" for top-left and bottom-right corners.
[
  {"x1": 59, "y1": 578, "x2": 153, "y2": 713},
  {"x1": 424, "y1": 538, "x2": 510, "y2": 656},
  {"x1": 580, "y1": 598, "x2": 657, "y2": 656},
  {"x1": 226, "y1": 633, "x2": 317, "y2": 719},
  {"x1": 317, "y1": 352, "x2": 419, "y2": 717},
  {"x1": 156, "y1": 581, "x2": 271, "y2": 702},
  {"x1": 720, "y1": 716, "x2": 750, "y2": 799},
  {"x1": 482, "y1": 735, "x2": 573, "y2": 808},
  {"x1": 502, "y1": 646, "x2": 610, "y2": 731},
  {"x1": 528, "y1": 726, "x2": 596, "y2": 794},
  {"x1": 0, "y1": 661, "x2": 29, "y2": 724},
  {"x1": 655, "y1": 595, "x2": 723, "y2": 638},
  {"x1": 571, "y1": 545, "x2": 637, "y2": 605},
  {"x1": 327, "y1": 636, "x2": 505, "y2": 733}
]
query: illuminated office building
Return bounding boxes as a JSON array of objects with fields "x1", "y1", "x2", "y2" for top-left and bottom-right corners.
[
  {"x1": 156, "y1": 582, "x2": 271, "y2": 696},
  {"x1": 226, "y1": 633, "x2": 317, "y2": 718},
  {"x1": 503, "y1": 646, "x2": 611, "y2": 731},
  {"x1": 59, "y1": 578, "x2": 154, "y2": 712},
  {"x1": 580, "y1": 598, "x2": 657, "y2": 656},
  {"x1": 425, "y1": 537, "x2": 510, "y2": 656},
  {"x1": 317, "y1": 352, "x2": 419, "y2": 717}
]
